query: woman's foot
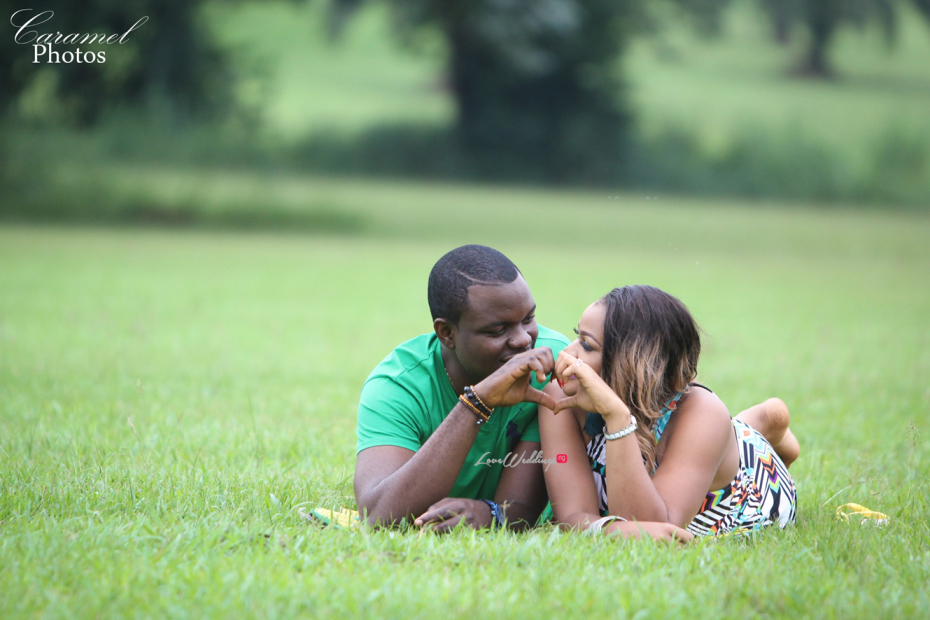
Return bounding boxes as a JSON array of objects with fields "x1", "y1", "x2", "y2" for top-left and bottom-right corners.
[{"x1": 735, "y1": 398, "x2": 800, "y2": 468}]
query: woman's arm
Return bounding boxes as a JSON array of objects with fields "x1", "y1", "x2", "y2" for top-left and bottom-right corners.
[
  {"x1": 540, "y1": 381, "x2": 696, "y2": 543},
  {"x1": 604, "y1": 520, "x2": 693, "y2": 544},
  {"x1": 538, "y1": 381, "x2": 601, "y2": 527},
  {"x1": 553, "y1": 352, "x2": 734, "y2": 529},
  {"x1": 645, "y1": 388, "x2": 735, "y2": 527},
  {"x1": 600, "y1": 395, "x2": 732, "y2": 525}
]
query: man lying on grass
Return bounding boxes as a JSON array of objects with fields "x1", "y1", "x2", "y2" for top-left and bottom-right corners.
[
  {"x1": 354, "y1": 245, "x2": 797, "y2": 541},
  {"x1": 355, "y1": 245, "x2": 572, "y2": 533}
]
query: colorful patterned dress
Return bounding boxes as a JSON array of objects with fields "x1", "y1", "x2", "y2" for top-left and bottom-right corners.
[{"x1": 584, "y1": 385, "x2": 797, "y2": 536}]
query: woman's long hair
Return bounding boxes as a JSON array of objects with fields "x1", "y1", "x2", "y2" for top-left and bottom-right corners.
[{"x1": 599, "y1": 285, "x2": 701, "y2": 471}]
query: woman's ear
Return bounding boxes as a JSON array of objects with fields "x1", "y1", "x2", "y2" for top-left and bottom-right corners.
[{"x1": 433, "y1": 318, "x2": 456, "y2": 349}]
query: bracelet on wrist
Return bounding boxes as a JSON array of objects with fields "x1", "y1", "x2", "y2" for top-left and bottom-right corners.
[
  {"x1": 464, "y1": 385, "x2": 494, "y2": 420},
  {"x1": 459, "y1": 394, "x2": 490, "y2": 425},
  {"x1": 586, "y1": 515, "x2": 627, "y2": 535},
  {"x1": 480, "y1": 499, "x2": 504, "y2": 529},
  {"x1": 467, "y1": 386, "x2": 494, "y2": 415},
  {"x1": 603, "y1": 415, "x2": 637, "y2": 441}
]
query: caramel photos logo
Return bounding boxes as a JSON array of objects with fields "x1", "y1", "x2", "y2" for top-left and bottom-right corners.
[
  {"x1": 10, "y1": 9, "x2": 149, "y2": 64},
  {"x1": 475, "y1": 450, "x2": 567, "y2": 472}
]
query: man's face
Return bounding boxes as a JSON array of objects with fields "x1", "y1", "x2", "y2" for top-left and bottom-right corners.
[{"x1": 451, "y1": 274, "x2": 538, "y2": 384}]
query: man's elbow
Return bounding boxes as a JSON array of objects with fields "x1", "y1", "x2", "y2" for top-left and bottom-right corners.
[
  {"x1": 362, "y1": 507, "x2": 409, "y2": 528},
  {"x1": 356, "y1": 492, "x2": 408, "y2": 528}
]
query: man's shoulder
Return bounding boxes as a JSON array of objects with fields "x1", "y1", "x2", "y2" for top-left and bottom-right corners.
[
  {"x1": 357, "y1": 334, "x2": 439, "y2": 454},
  {"x1": 536, "y1": 324, "x2": 570, "y2": 351},
  {"x1": 364, "y1": 333, "x2": 439, "y2": 388}
]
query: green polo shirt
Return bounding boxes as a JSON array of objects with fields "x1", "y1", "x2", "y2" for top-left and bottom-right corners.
[{"x1": 356, "y1": 325, "x2": 570, "y2": 501}]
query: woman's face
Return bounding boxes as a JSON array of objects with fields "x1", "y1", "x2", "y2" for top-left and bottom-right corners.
[{"x1": 562, "y1": 301, "x2": 606, "y2": 393}]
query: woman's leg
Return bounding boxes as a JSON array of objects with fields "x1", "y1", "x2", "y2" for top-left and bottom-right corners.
[{"x1": 735, "y1": 398, "x2": 800, "y2": 468}]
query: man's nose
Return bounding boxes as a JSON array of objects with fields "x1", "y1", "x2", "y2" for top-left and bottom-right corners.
[{"x1": 509, "y1": 326, "x2": 533, "y2": 350}]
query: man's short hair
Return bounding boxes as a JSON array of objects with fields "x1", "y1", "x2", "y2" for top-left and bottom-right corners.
[{"x1": 428, "y1": 245, "x2": 520, "y2": 323}]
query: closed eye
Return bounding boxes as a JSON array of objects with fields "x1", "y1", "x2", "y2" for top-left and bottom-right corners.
[{"x1": 574, "y1": 328, "x2": 593, "y2": 351}]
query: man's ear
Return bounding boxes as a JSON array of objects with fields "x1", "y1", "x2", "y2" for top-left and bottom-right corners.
[{"x1": 433, "y1": 318, "x2": 456, "y2": 349}]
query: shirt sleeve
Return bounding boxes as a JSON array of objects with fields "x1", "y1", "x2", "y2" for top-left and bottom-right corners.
[{"x1": 356, "y1": 376, "x2": 424, "y2": 454}]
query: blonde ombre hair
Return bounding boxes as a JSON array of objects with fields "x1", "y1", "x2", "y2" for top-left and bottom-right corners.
[{"x1": 599, "y1": 285, "x2": 701, "y2": 472}]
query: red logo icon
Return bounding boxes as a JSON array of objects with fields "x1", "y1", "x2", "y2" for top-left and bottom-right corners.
[{"x1": 556, "y1": 454, "x2": 568, "y2": 463}]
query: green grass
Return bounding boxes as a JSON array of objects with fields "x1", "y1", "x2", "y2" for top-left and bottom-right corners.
[{"x1": 2, "y1": 180, "x2": 929, "y2": 617}]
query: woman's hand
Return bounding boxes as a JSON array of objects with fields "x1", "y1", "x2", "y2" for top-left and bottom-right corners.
[
  {"x1": 604, "y1": 520, "x2": 693, "y2": 545},
  {"x1": 552, "y1": 350, "x2": 630, "y2": 421}
]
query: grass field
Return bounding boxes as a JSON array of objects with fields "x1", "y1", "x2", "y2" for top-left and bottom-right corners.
[{"x1": 2, "y1": 180, "x2": 929, "y2": 617}]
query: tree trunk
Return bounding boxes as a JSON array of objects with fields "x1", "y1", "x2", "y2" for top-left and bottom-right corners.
[
  {"x1": 440, "y1": 5, "x2": 630, "y2": 182},
  {"x1": 798, "y1": 4, "x2": 836, "y2": 78},
  {"x1": 446, "y1": 23, "x2": 483, "y2": 150},
  {"x1": 774, "y1": 15, "x2": 791, "y2": 45},
  {"x1": 768, "y1": 0, "x2": 793, "y2": 45}
]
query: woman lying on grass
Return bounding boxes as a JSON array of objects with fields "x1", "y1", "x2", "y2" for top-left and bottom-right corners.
[{"x1": 540, "y1": 285, "x2": 799, "y2": 542}]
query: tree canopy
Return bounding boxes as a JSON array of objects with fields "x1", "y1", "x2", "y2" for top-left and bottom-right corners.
[
  {"x1": 759, "y1": 0, "x2": 930, "y2": 77},
  {"x1": 2, "y1": 0, "x2": 231, "y2": 124},
  {"x1": 330, "y1": 0, "x2": 730, "y2": 182}
]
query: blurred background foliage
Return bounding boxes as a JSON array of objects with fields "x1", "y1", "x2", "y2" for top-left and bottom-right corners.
[
  {"x1": 758, "y1": 0, "x2": 930, "y2": 77},
  {"x1": 2, "y1": 0, "x2": 930, "y2": 225},
  {"x1": 1, "y1": 0, "x2": 233, "y2": 124},
  {"x1": 326, "y1": 0, "x2": 729, "y2": 181}
]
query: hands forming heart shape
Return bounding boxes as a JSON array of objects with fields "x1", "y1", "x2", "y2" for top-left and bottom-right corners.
[
  {"x1": 471, "y1": 348, "x2": 630, "y2": 421},
  {"x1": 548, "y1": 350, "x2": 630, "y2": 420}
]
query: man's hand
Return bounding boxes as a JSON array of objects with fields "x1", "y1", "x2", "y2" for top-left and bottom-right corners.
[
  {"x1": 413, "y1": 498, "x2": 493, "y2": 533},
  {"x1": 473, "y1": 347, "x2": 557, "y2": 410}
]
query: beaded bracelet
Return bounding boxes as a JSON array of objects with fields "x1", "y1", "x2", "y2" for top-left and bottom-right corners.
[
  {"x1": 480, "y1": 499, "x2": 505, "y2": 529},
  {"x1": 463, "y1": 385, "x2": 494, "y2": 419},
  {"x1": 466, "y1": 386, "x2": 494, "y2": 416},
  {"x1": 458, "y1": 394, "x2": 490, "y2": 425}
]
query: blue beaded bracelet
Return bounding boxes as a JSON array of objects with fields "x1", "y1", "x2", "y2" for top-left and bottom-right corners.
[{"x1": 480, "y1": 499, "x2": 504, "y2": 529}]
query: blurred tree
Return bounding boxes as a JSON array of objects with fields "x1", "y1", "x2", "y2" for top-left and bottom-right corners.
[
  {"x1": 329, "y1": 0, "x2": 729, "y2": 182},
  {"x1": 759, "y1": 0, "x2": 794, "y2": 43},
  {"x1": 1, "y1": 0, "x2": 232, "y2": 124},
  {"x1": 758, "y1": 0, "x2": 930, "y2": 77}
]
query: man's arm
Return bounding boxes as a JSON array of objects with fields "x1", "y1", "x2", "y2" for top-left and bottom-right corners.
[
  {"x1": 354, "y1": 400, "x2": 484, "y2": 526},
  {"x1": 354, "y1": 348, "x2": 557, "y2": 528},
  {"x1": 411, "y1": 439, "x2": 549, "y2": 533},
  {"x1": 493, "y1": 440, "x2": 548, "y2": 530}
]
